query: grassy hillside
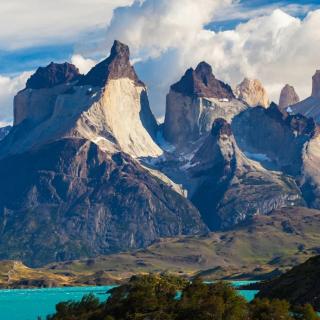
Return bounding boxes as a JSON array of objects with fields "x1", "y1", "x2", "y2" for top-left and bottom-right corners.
[
  {"x1": 257, "y1": 255, "x2": 320, "y2": 310},
  {"x1": 0, "y1": 207, "x2": 319, "y2": 288}
]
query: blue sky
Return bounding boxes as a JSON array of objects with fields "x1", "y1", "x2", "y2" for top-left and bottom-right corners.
[
  {"x1": 1, "y1": 0, "x2": 319, "y2": 77},
  {"x1": 0, "y1": 0, "x2": 320, "y2": 123}
]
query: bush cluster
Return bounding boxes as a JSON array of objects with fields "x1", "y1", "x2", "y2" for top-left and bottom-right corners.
[{"x1": 47, "y1": 274, "x2": 319, "y2": 320}]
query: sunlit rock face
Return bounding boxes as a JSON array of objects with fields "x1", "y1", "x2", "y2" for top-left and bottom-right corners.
[
  {"x1": 163, "y1": 61, "x2": 246, "y2": 147},
  {"x1": 279, "y1": 84, "x2": 300, "y2": 113},
  {"x1": 235, "y1": 78, "x2": 269, "y2": 108},
  {"x1": 8, "y1": 40, "x2": 162, "y2": 159},
  {"x1": 0, "y1": 41, "x2": 210, "y2": 267}
]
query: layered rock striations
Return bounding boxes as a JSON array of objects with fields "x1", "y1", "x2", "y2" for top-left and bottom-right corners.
[
  {"x1": 235, "y1": 78, "x2": 269, "y2": 108},
  {"x1": 163, "y1": 62, "x2": 246, "y2": 146}
]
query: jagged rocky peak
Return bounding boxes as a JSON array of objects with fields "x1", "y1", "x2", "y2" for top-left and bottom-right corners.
[
  {"x1": 190, "y1": 117, "x2": 303, "y2": 230},
  {"x1": 14, "y1": 62, "x2": 81, "y2": 126},
  {"x1": 79, "y1": 40, "x2": 143, "y2": 87},
  {"x1": 312, "y1": 70, "x2": 320, "y2": 99},
  {"x1": 279, "y1": 84, "x2": 300, "y2": 112},
  {"x1": 235, "y1": 78, "x2": 269, "y2": 108},
  {"x1": 10, "y1": 40, "x2": 162, "y2": 159},
  {"x1": 163, "y1": 62, "x2": 246, "y2": 146},
  {"x1": 191, "y1": 118, "x2": 235, "y2": 169},
  {"x1": 26, "y1": 62, "x2": 80, "y2": 89},
  {"x1": 171, "y1": 61, "x2": 234, "y2": 99},
  {"x1": 0, "y1": 137, "x2": 207, "y2": 266}
]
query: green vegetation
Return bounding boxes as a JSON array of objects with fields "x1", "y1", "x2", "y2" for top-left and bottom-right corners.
[
  {"x1": 1, "y1": 208, "x2": 320, "y2": 289},
  {"x1": 47, "y1": 274, "x2": 319, "y2": 320}
]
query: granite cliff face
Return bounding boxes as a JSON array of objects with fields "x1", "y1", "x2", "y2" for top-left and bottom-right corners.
[
  {"x1": 157, "y1": 65, "x2": 312, "y2": 230},
  {"x1": 163, "y1": 62, "x2": 245, "y2": 147},
  {"x1": 189, "y1": 118, "x2": 303, "y2": 230},
  {"x1": 1, "y1": 40, "x2": 320, "y2": 267},
  {"x1": 7, "y1": 40, "x2": 161, "y2": 159},
  {"x1": 0, "y1": 41, "x2": 208, "y2": 266},
  {"x1": 235, "y1": 78, "x2": 269, "y2": 108},
  {"x1": 231, "y1": 104, "x2": 315, "y2": 176},
  {"x1": 278, "y1": 84, "x2": 300, "y2": 113}
]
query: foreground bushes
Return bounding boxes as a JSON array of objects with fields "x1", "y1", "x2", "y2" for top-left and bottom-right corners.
[{"x1": 47, "y1": 274, "x2": 319, "y2": 320}]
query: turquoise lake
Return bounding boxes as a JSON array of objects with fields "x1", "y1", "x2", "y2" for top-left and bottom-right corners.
[{"x1": 0, "y1": 281, "x2": 259, "y2": 320}]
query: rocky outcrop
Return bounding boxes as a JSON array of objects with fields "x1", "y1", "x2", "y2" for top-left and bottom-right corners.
[
  {"x1": 290, "y1": 70, "x2": 320, "y2": 124},
  {"x1": 231, "y1": 104, "x2": 315, "y2": 176},
  {"x1": 78, "y1": 40, "x2": 143, "y2": 88},
  {"x1": 312, "y1": 70, "x2": 320, "y2": 99},
  {"x1": 14, "y1": 63, "x2": 80, "y2": 126},
  {"x1": 171, "y1": 62, "x2": 234, "y2": 99},
  {"x1": 258, "y1": 255, "x2": 320, "y2": 311},
  {"x1": 0, "y1": 138, "x2": 207, "y2": 267},
  {"x1": 7, "y1": 40, "x2": 161, "y2": 158},
  {"x1": 163, "y1": 62, "x2": 245, "y2": 146},
  {"x1": 189, "y1": 118, "x2": 303, "y2": 230},
  {"x1": 235, "y1": 78, "x2": 269, "y2": 108},
  {"x1": 26, "y1": 62, "x2": 80, "y2": 90},
  {"x1": 278, "y1": 84, "x2": 300, "y2": 113}
]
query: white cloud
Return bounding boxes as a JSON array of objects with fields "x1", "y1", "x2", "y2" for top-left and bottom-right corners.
[
  {"x1": 0, "y1": 72, "x2": 32, "y2": 124},
  {"x1": 2, "y1": 0, "x2": 320, "y2": 122},
  {"x1": 71, "y1": 54, "x2": 96, "y2": 75},
  {"x1": 103, "y1": 1, "x2": 320, "y2": 116},
  {"x1": 0, "y1": 0, "x2": 133, "y2": 50},
  {"x1": 105, "y1": 0, "x2": 232, "y2": 59}
]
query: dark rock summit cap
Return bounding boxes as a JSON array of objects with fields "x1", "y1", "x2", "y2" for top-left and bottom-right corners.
[
  {"x1": 26, "y1": 62, "x2": 80, "y2": 89},
  {"x1": 78, "y1": 40, "x2": 144, "y2": 87},
  {"x1": 211, "y1": 118, "x2": 233, "y2": 138},
  {"x1": 171, "y1": 61, "x2": 234, "y2": 99}
]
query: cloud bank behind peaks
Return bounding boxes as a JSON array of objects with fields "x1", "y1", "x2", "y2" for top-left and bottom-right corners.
[
  {"x1": 0, "y1": 72, "x2": 32, "y2": 125},
  {"x1": 104, "y1": 0, "x2": 320, "y2": 117}
]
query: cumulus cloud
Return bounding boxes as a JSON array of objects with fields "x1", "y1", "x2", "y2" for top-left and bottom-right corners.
[
  {"x1": 0, "y1": 72, "x2": 32, "y2": 124},
  {"x1": 71, "y1": 54, "x2": 96, "y2": 75},
  {"x1": 0, "y1": 0, "x2": 133, "y2": 50},
  {"x1": 103, "y1": 0, "x2": 320, "y2": 116},
  {"x1": 2, "y1": 0, "x2": 320, "y2": 122},
  {"x1": 105, "y1": 0, "x2": 232, "y2": 59}
]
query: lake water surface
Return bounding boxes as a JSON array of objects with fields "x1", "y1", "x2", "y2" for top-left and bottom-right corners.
[{"x1": 0, "y1": 281, "x2": 258, "y2": 320}]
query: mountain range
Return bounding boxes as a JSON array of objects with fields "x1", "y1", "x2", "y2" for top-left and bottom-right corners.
[{"x1": 0, "y1": 40, "x2": 320, "y2": 268}]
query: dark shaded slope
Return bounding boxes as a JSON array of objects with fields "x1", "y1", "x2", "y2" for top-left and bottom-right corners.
[
  {"x1": 0, "y1": 138, "x2": 207, "y2": 267},
  {"x1": 258, "y1": 255, "x2": 320, "y2": 311}
]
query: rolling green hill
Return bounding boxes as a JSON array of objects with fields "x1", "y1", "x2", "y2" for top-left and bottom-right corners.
[{"x1": 0, "y1": 207, "x2": 319, "y2": 288}]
